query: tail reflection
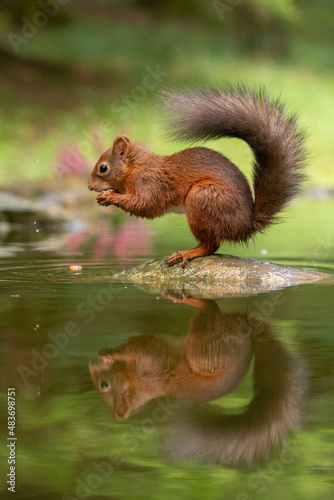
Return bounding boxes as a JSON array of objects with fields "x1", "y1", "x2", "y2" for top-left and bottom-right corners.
[{"x1": 89, "y1": 295, "x2": 306, "y2": 465}]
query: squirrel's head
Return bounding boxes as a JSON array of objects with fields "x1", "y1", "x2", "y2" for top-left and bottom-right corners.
[
  {"x1": 88, "y1": 135, "x2": 131, "y2": 193},
  {"x1": 89, "y1": 358, "x2": 135, "y2": 421}
]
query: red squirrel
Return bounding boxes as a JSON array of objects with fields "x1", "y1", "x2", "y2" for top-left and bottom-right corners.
[
  {"x1": 88, "y1": 85, "x2": 306, "y2": 267},
  {"x1": 90, "y1": 299, "x2": 254, "y2": 420},
  {"x1": 89, "y1": 296, "x2": 305, "y2": 465}
]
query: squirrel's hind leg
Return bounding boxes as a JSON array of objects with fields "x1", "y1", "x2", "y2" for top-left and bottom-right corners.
[{"x1": 164, "y1": 182, "x2": 224, "y2": 267}]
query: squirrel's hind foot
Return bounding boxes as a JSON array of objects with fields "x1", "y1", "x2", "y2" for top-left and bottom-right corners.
[
  {"x1": 164, "y1": 251, "x2": 190, "y2": 268},
  {"x1": 164, "y1": 245, "x2": 217, "y2": 268}
]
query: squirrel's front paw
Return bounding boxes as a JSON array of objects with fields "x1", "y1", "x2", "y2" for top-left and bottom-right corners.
[{"x1": 96, "y1": 189, "x2": 117, "y2": 207}]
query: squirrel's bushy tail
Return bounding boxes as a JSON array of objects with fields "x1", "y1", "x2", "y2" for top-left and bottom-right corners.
[{"x1": 161, "y1": 85, "x2": 307, "y2": 232}]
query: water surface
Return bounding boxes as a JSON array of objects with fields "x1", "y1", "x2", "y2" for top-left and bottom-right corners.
[{"x1": 0, "y1": 203, "x2": 333, "y2": 500}]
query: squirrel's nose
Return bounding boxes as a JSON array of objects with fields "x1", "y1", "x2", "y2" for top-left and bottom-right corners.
[{"x1": 88, "y1": 176, "x2": 94, "y2": 191}]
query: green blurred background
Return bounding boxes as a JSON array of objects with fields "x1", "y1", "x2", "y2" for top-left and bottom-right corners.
[
  {"x1": 1, "y1": 5, "x2": 334, "y2": 497},
  {"x1": 1, "y1": 0, "x2": 334, "y2": 190}
]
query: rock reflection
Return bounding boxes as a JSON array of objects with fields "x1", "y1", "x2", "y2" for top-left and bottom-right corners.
[{"x1": 89, "y1": 294, "x2": 306, "y2": 465}]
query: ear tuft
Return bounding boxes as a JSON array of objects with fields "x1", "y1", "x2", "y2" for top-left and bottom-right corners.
[{"x1": 113, "y1": 135, "x2": 130, "y2": 156}]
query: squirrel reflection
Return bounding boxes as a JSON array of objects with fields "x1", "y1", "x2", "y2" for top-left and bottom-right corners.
[{"x1": 89, "y1": 295, "x2": 306, "y2": 465}]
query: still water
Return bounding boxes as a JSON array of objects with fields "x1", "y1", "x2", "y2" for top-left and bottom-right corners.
[{"x1": 0, "y1": 203, "x2": 333, "y2": 500}]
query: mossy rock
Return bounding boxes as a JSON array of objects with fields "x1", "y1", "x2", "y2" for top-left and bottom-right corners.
[{"x1": 113, "y1": 254, "x2": 330, "y2": 298}]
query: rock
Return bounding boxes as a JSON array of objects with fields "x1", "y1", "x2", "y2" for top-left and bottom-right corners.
[
  {"x1": 0, "y1": 190, "x2": 74, "y2": 227},
  {"x1": 113, "y1": 254, "x2": 330, "y2": 298}
]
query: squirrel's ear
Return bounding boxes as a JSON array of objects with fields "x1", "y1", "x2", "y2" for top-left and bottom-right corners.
[{"x1": 113, "y1": 135, "x2": 130, "y2": 156}]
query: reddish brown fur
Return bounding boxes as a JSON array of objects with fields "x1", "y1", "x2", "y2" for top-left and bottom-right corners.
[
  {"x1": 88, "y1": 86, "x2": 306, "y2": 266},
  {"x1": 89, "y1": 298, "x2": 306, "y2": 466},
  {"x1": 89, "y1": 300, "x2": 254, "y2": 420}
]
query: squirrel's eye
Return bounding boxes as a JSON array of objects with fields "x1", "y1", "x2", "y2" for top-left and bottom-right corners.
[
  {"x1": 100, "y1": 380, "x2": 109, "y2": 390},
  {"x1": 99, "y1": 164, "x2": 108, "y2": 174}
]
